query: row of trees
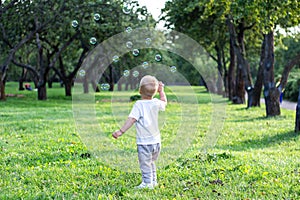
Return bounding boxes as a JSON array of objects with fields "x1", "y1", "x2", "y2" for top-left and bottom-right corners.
[
  {"x1": 1, "y1": 1, "x2": 299, "y2": 130},
  {"x1": 0, "y1": 0, "x2": 154, "y2": 100},
  {"x1": 161, "y1": 0, "x2": 300, "y2": 119}
]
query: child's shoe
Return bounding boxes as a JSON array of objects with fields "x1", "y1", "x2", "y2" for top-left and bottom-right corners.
[{"x1": 135, "y1": 182, "x2": 154, "y2": 189}]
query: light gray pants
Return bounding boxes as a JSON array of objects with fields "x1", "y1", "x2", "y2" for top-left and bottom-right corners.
[{"x1": 137, "y1": 143, "x2": 161, "y2": 184}]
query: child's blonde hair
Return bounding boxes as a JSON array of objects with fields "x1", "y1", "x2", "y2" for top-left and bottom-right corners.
[{"x1": 139, "y1": 75, "x2": 158, "y2": 98}]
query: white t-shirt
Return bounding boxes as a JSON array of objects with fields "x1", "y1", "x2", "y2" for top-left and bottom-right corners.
[{"x1": 129, "y1": 98, "x2": 166, "y2": 145}]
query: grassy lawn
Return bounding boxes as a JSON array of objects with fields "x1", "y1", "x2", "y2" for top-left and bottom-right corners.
[{"x1": 0, "y1": 82, "x2": 299, "y2": 199}]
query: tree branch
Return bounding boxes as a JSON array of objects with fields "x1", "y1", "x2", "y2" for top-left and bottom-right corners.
[{"x1": 280, "y1": 52, "x2": 300, "y2": 89}]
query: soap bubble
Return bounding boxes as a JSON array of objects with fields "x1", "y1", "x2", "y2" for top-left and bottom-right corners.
[
  {"x1": 126, "y1": 41, "x2": 133, "y2": 49},
  {"x1": 145, "y1": 38, "x2": 152, "y2": 45},
  {"x1": 132, "y1": 49, "x2": 139, "y2": 56},
  {"x1": 170, "y1": 66, "x2": 177, "y2": 73},
  {"x1": 94, "y1": 13, "x2": 101, "y2": 21},
  {"x1": 113, "y1": 55, "x2": 119, "y2": 63},
  {"x1": 125, "y1": 27, "x2": 132, "y2": 33},
  {"x1": 89, "y1": 37, "x2": 97, "y2": 45},
  {"x1": 71, "y1": 20, "x2": 78, "y2": 28},
  {"x1": 123, "y1": 70, "x2": 130, "y2": 77},
  {"x1": 122, "y1": 3, "x2": 131, "y2": 14},
  {"x1": 101, "y1": 83, "x2": 110, "y2": 91},
  {"x1": 78, "y1": 69, "x2": 86, "y2": 77},
  {"x1": 132, "y1": 70, "x2": 139, "y2": 77},
  {"x1": 142, "y1": 61, "x2": 149, "y2": 69},
  {"x1": 155, "y1": 54, "x2": 162, "y2": 62}
]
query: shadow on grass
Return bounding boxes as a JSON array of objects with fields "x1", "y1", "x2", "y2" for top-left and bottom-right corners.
[
  {"x1": 226, "y1": 115, "x2": 269, "y2": 123},
  {"x1": 219, "y1": 131, "x2": 299, "y2": 151}
]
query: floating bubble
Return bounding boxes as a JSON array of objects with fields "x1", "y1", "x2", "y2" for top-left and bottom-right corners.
[
  {"x1": 78, "y1": 69, "x2": 86, "y2": 77},
  {"x1": 132, "y1": 49, "x2": 139, "y2": 56},
  {"x1": 170, "y1": 66, "x2": 177, "y2": 73},
  {"x1": 132, "y1": 70, "x2": 139, "y2": 77},
  {"x1": 94, "y1": 13, "x2": 101, "y2": 21},
  {"x1": 142, "y1": 61, "x2": 149, "y2": 69},
  {"x1": 126, "y1": 41, "x2": 133, "y2": 49},
  {"x1": 113, "y1": 55, "x2": 119, "y2": 63},
  {"x1": 123, "y1": 70, "x2": 130, "y2": 77},
  {"x1": 155, "y1": 54, "x2": 162, "y2": 62},
  {"x1": 145, "y1": 38, "x2": 152, "y2": 45},
  {"x1": 125, "y1": 27, "x2": 132, "y2": 33},
  {"x1": 122, "y1": 3, "x2": 132, "y2": 14},
  {"x1": 71, "y1": 20, "x2": 79, "y2": 28},
  {"x1": 101, "y1": 83, "x2": 110, "y2": 91},
  {"x1": 89, "y1": 37, "x2": 97, "y2": 45}
]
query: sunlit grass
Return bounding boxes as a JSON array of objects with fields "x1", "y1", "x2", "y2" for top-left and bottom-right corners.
[{"x1": 0, "y1": 82, "x2": 299, "y2": 199}]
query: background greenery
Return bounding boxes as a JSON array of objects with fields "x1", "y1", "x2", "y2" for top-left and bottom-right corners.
[{"x1": 0, "y1": 83, "x2": 298, "y2": 199}]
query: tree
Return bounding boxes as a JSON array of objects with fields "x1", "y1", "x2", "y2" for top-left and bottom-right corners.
[
  {"x1": 162, "y1": 0, "x2": 300, "y2": 117},
  {"x1": 296, "y1": 87, "x2": 300, "y2": 132},
  {"x1": 257, "y1": 0, "x2": 300, "y2": 116},
  {"x1": 1, "y1": 0, "x2": 153, "y2": 99},
  {"x1": 162, "y1": 0, "x2": 230, "y2": 95},
  {"x1": 0, "y1": 0, "x2": 67, "y2": 100},
  {"x1": 162, "y1": 0, "x2": 260, "y2": 102}
]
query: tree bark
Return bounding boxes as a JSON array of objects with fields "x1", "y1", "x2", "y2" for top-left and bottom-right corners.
[
  {"x1": 108, "y1": 64, "x2": 114, "y2": 92},
  {"x1": 118, "y1": 77, "x2": 123, "y2": 91},
  {"x1": 226, "y1": 16, "x2": 253, "y2": 105},
  {"x1": 0, "y1": 74, "x2": 6, "y2": 101},
  {"x1": 263, "y1": 31, "x2": 280, "y2": 117},
  {"x1": 36, "y1": 27, "x2": 48, "y2": 100},
  {"x1": 19, "y1": 68, "x2": 28, "y2": 90},
  {"x1": 38, "y1": 85, "x2": 47, "y2": 100},
  {"x1": 296, "y1": 87, "x2": 300, "y2": 132},
  {"x1": 65, "y1": 80, "x2": 73, "y2": 96},
  {"x1": 215, "y1": 45, "x2": 225, "y2": 95},
  {"x1": 83, "y1": 77, "x2": 89, "y2": 93},
  {"x1": 91, "y1": 80, "x2": 100, "y2": 92},
  {"x1": 251, "y1": 37, "x2": 265, "y2": 107},
  {"x1": 234, "y1": 67, "x2": 245, "y2": 104},
  {"x1": 228, "y1": 37, "x2": 236, "y2": 101}
]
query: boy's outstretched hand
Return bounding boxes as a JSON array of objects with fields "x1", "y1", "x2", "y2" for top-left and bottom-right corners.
[
  {"x1": 112, "y1": 130, "x2": 122, "y2": 139},
  {"x1": 112, "y1": 117, "x2": 136, "y2": 139}
]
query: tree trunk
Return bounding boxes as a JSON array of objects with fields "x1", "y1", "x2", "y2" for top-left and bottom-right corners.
[
  {"x1": 125, "y1": 80, "x2": 129, "y2": 91},
  {"x1": 118, "y1": 77, "x2": 123, "y2": 91},
  {"x1": 36, "y1": 29, "x2": 48, "y2": 100},
  {"x1": 65, "y1": 80, "x2": 73, "y2": 96},
  {"x1": 83, "y1": 78, "x2": 89, "y2": 93},
  {"x1": 226, "y1": 16, "x2": 253, "y2": 105},
  {"x1": 19, "y1": 68, "x2": 27, "y2": 90},
  {"x1": 251, "y1": 36, "x2": 266, "y2": 107},
  {"x1": 0, "y1": 76, "x2": 6, "y2": 101},
  {"x1": 228, "y1": 37, "x2": 236, "y2": 101},
  {"x1": 91, "y1": 80, "x2": 100, "y2": 92},
  {"x1": 215, "y1": 45, "x2": 224, "y2": 95},
  {"x1": 108, "y1": 64, "x2": 114, "y2": 91},
  {"x1": 38, "y1": 84, "x2": 47, "y2": 100},
  {"x1": 295, "y1": 87, "x2": 300, "y2": 132},
  {"x1": 233, "y1": 68, "x2": 245, "y2": 104},
  {"x1": 263, "y1": 31, "x2": 280, "y2": 117}
]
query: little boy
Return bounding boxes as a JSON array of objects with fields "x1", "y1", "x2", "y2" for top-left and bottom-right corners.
[{"x1": 112, "y1": 75, "x2": 167, "y2": 189}]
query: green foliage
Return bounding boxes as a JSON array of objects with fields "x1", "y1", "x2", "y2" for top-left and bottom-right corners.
[
  {"x1": 0, "y1": 82, "x2": 299, "y2": 199},
  {"x1": 129, "y1": 94, "x2": 141, "y2": 101},
  {"x1": 284, "y1": 72, "x2": 300, "y2": 101},
  {"x1": 274, "y1": 34, "x2": 300, "y2": 101}
]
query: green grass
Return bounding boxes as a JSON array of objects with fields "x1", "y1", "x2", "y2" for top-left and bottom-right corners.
[{"x1": 0, "y1": 82, "x2": 299, "y2": 199}]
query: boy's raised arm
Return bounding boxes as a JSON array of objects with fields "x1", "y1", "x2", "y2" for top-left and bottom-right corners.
[{"x1": 158, "y1": 81, "x2": 167, "y2": 104}]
